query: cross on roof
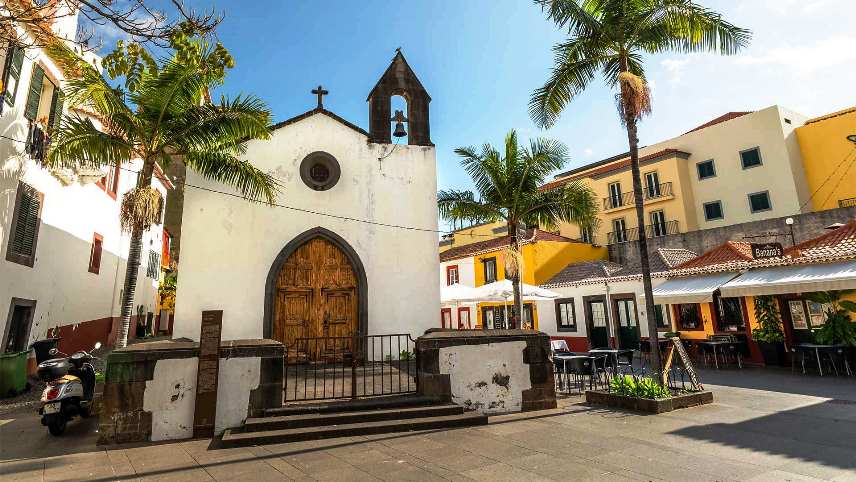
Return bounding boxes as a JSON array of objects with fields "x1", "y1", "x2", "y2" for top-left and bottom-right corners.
[{"x1": 311, "y1": 85, "x2": 328, "y2": 109}]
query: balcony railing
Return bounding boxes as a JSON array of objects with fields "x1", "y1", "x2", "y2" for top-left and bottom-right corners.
[
  {"x1": 602, "y1": 182, "x2": 673, "y2": 211},
  {"x1": 607, "y1": 220, "x2": 680, "y2": 245},
  {"x1": 839, "y1": 197, "x2": 856, "y2": 208}
]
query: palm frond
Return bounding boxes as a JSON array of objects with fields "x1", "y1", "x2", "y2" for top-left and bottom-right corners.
[
  {"x1": 640, "y1": 0, "x2": 751, "y2": 55},
  {"x1": 46, "y1": 115, "x2": 134, "y2": 170},
  {"x1": 437, "y1": 189, "x2": 503, "y2": 225},
  {"x1": 182, "y1": 150, "x2": 280, "y2": 204},
  {"x1": 166, "y1": 94, "x2": 272, "y2": 153}
]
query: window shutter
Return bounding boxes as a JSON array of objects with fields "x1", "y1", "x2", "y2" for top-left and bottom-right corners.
[
  {"x1": 48, "y1": 88, "x2": 64, "y2": 133},
  {"x1": 24, "y1": 64, "x2": 44, "y2": 121},
  {"x1": 12, "y1": 184, "x2": 41, "y2": 257}
]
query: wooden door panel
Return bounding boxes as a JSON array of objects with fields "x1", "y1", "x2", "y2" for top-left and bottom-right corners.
[{"x1": 274, "y1": 236, "x2": 359, "y2": 360}]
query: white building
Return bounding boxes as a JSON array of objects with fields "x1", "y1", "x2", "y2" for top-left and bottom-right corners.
[
  {"x1": 174, "y1": 52, "x2": 440, "y2": 348},
  {"x1": 0, "y1": 8, "x2": 170, "y2": 359},
  {"x1": 439, "y1": 256, "x2": 476, "y2": 329}
]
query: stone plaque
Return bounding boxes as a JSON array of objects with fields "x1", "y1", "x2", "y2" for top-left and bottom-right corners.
[{"x1": 193, "y1": 310, "x2": 222, "y2": 438}]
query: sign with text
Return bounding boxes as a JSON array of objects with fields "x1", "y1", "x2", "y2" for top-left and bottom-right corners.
[
  {"x1": 751, "y1": 242, "x2": 784, "y2": 259},
  {"x1": 193, "y1": 310, "x2": 222, "y2": 438}
]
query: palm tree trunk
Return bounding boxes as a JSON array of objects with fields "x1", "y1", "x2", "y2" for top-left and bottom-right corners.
[
  {"x1": 622, "y1": 99, "x2": 663, "y2": 377},
  {"x1": 115, "y1": 161, "x2": 155, "y2": 348},
  {"x1": 508, "y1": 221, "x2": 522, "y2": 330}
]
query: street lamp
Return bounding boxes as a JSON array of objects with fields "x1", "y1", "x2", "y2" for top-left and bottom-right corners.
[{"x1": 785, "y1": 217, "x2": 795, "y2": 247}]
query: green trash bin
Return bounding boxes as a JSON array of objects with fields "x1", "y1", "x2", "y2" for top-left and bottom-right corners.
[{"x1": 0, "y1": 350, "x2": 29, "y2": 398}]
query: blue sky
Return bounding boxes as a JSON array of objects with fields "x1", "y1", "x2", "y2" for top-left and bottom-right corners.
[{"x1": 101, "y1": 0, "x2": 856, "y2": 230}]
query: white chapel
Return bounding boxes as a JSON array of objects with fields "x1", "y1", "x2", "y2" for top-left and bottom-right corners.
[{"x1": 173, "y1": 52, "x2": 440, "y2": 347}]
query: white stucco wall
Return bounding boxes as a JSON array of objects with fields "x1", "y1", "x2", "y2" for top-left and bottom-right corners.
[
  {"x1": 174, "y1": 112, "x2": 439, "y2": 341},
  {"x1": 439, "y1": 258, "x2": 477, "y2": 328},
  {"x1": 143, "y1": 357, "x2": 198, "y2": 442},
  {"x1": 214, "y1": 357, "x2": 260, "y2": 435},
  {"x1": 438, "y1": 340, "x2": 531, "y2": 414},
  {"x1": 0, "y1": 32, "x2": 164, "y2": 351}
]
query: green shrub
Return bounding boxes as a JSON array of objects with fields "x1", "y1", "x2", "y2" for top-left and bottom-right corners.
[
  {"x1": 609, "y1": 375, "x2": 671, "y2": 399},
  {"x1": 806, "y1": 291, "x2": 856, "y2": 347},
  {"x1": 751, "y1": 295, "x2": 785, "y2": 343}
]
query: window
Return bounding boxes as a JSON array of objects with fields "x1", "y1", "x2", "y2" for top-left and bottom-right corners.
[
  {"x1": 483, "y1": 257, "x2": 497, "y2": 283},
  {"x1": 616, "y1": 299, "x2": 637, "y2": 327},
  {"x1": 580, "y1": 226, "x2": 593, "y2": 244},
  {"x1": 146, "y1": 250, "x2": 160, "y2": 279},
  {"x1": 612, "y1": 218, "x2": 627, "y2": 243},
  {"x1": 608, "y1": 182, "x2": 623, "y2": 208},
  {"x1": 590, "y1": 301, "x2": 608, "y2": 327},
  {"x1": 24, "y1": 64, "x2": 58, "y2": 123},
  {"x1": 88, "y1": 233, "x2": 103, "y2": 274},
  {"x1": 788, "y1": 300, "x2": 808, "y2": 329},
  {"x1": 441, "y1": 308, "x2": 452, "y2": 328},
  {"x1": 654, "y1": 305, "x2": 671, "y2": 329},
  {"x1": 650, "y1": 210, "x2": 667, "y2": 237},
  {"x1": 703, "y1": 201, "x2": 724, "y2": 221},
  {"x1": 1, "y1": 44, "x2": 25, "y2": 112},
  {"x1": 740, "y1": 147, "x2": 763, "y2": 169},
  {"x1": 806, "y1": 301, "x2": 827, "y2": 327},
  {"x1": 446, "y1": 265, "x2": 459, "y2": 286},
  {"x1": 6, "y1": 182, "x2": 43, "y2": 267},
  {"x1": 676, "y1": 304, "x2": 702, "y2": 330},
  {"x1": 716, "y1": 296, "x2": 746, "y2": 332},
  {"x1": 644, "y1": 171, "x2": 660, "y2": 198},
  {"x1": 555, "y1": 298, "x2": 576, "y2": 332},
  {"x1": 3, "y1": 299, "x2": 36, "y2": 353},
  {"x1": 697, "y1": 160, "x2": 716, "y2": 180},
  {"x1": 457, "y1": 307, "x2": 471, "y2": 329},
  {"x1": 748, "y1": 191, "x2": 772, "y2": 213},
  {"x1": 97, "y1": 165, "x2": 120, "y2": 199}
]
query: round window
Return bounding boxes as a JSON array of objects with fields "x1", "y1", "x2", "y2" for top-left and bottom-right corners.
[{"x1": 299, "y1": 152, "x2": 341, "y2": 191}]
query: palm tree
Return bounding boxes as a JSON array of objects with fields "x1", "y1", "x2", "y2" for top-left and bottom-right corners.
[
  {"x1": 438, "y1": 130, "x2": 598, "y2": 327},
  {"x1": 530, "y1": 0, "x2": 750, "y2": 374},
  {"x1": 46, "y1": 38, "x2": 278, "y2": 348}
]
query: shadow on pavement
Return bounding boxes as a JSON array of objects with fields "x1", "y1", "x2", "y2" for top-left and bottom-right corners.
[
  {"x1": 698, "y1": 366, "x2": 856, "y2": 400},
  {"x1": 0, "y1": 407, "x2": 100, "y2": 462}
]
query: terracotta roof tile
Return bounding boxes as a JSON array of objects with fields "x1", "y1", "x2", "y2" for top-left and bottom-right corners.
[
  {"x1": 439, "y1": 229, "x2": 579, "y2": 262},
  {"x1": 544, "y1": 260, "x2": 623, "y2": 286},
  {"x1": 684, "y1": 112, "x2": 753, "y2": 134},
  {"x1": 787, "y1": 218, "x2": 856, "y2": 258},
  {"x1": 673, "y1": 241, "x2": 754, "y2": 270}
]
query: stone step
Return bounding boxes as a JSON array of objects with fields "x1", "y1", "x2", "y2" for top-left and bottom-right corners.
[
  {"x1": 241, "y1": 404, "x2": 464, "y2": 433},
  {"x1": 221, "y1": 412, "x2": 488, "y2": 447},
  {"x1": 265, "y1": 395, "x2": 438, "y2": 416}
]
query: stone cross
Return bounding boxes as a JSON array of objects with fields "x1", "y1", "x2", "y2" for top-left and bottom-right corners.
[{"x1": 312, "y1": 85, "x2": 328, "y2": 109}]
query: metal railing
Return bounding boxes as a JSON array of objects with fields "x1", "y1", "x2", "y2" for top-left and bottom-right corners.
[
  {"x1": 555, "y1": 360, "x2": 702, "y2": 397},
  {"x1": 283, "y1": 334, "x2": 418, "y2": 402},
  {"x1": 606, "y1": 220, "x2": 679, "y2": 245},
  {"x1": 839, "y1": 197, "x2": 856, "y2": 208},
  {"x1": 602, "y1": 183, "x2": 673, "y2": 210}
]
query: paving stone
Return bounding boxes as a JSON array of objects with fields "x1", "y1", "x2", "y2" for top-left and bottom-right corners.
[{"x1": 461, "y1": 462, "x2": 554, "y2": 482}]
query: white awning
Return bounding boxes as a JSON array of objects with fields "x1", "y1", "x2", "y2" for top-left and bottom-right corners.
[
  {"x1": 719, "y1": 260, "x2": 856, "y2": 297},
  {"x1": 651, "y1": 272, "x2": 739, "y2": 304}
]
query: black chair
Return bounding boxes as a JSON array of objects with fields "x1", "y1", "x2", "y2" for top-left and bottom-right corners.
[
  {"x1": 639, "y1": 341, "x2": 652, "y2": 368},
  {"x1": 617, "y1": 350, "x2": 634, "y2": 374}
]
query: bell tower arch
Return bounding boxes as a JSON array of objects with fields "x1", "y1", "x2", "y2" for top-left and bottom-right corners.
[{"x1": 367, "y1": 50, "x2": 432, "y2": 146}]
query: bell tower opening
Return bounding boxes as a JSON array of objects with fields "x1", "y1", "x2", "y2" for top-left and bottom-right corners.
[
  {"x1": 367, "y1": 50, "x2": 432, "y2": 146},
  {"x1": 391, "y1": 95, "x2": 409, "y2": 144}
]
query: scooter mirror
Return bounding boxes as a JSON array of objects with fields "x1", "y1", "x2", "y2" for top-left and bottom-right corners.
[
  {"x1": 49, "y1": 348, "x2": 58, "y2": 356},
  {"x1": 93, "y1": 342, "x2": 102, "y2": 350}
]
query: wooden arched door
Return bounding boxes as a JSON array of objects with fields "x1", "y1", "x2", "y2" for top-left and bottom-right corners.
[{"x1": 273, "y1": 237, "x2": 358, "y2": 360}]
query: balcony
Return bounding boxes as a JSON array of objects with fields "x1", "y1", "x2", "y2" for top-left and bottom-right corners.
[
  {"x1": 607, "y1": 220, "x2": 680, "y2": 245},
  {"x1": 602, "y1": 182, "x2": 674, "y2": 212},
  {"x1": 839, "y1": 197, "x2": 856, "y2": 208}
]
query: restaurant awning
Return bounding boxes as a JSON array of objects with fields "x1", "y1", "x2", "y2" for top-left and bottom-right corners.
[
  {"x1": 651, "y1": 272, "x2": 739, "y2": 304},
  {"x1": 719, "y1": 260, "x2": 856, "y2": 297}
]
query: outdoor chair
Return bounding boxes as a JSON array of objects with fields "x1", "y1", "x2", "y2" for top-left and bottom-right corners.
[
  {"x1": 551, "y1": 339, "x2": 571, "y2": 356},
  {"x1": 590, "y1": 354, "x2": 610, "y2": 389},
  {"x1": 700, "y1": 343, "x2": 717, "y2": 368},
  {"x1": 725, "y1": 343, "x2": 743, "y2": 369},
  {"x1": 564, "y1": 356, "x2": 595, "y2": 393},
  {"x1": 639, "y1": 340, "x2": 651, "y2": 368},
  {"x1": 617, "y1": 350, "x2": 634, "y2": 373}
]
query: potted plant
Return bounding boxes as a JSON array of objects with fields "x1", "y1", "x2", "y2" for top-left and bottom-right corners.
[
  {"x1": 751, "y1": 295, "x2": 786, "y2": 366},
  {"x1": 806, "y1": 291, "x2": 856, "y2": 347}
]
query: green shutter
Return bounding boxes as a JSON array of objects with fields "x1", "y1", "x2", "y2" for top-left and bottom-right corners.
[
  {"x1": 48, "y1": 88, "x2": 64, "y2": 133},
  {"x1": 12, "y1": 183, "x2": 41, "y2": 257},
  {"x1": 24, "y1": 64, "x2": 44, "y2": 121},
  {"x1": 1, "y1": 45, "x2": 23, "y2": 109}
]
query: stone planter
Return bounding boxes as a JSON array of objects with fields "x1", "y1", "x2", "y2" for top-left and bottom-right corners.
[{"x1": 585, "y1": 390, "x2": 713, "y2": 414}]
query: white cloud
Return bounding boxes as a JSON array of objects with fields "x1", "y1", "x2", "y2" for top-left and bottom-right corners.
[
  {"x1": 583, "y1": 148, "x2": 594, "y2": 158},
  {"x1": 737, "y1": 35, "x2": 856, "y2": 74},
  {"x1": 660, "y1": 58, "x2": 690, "y2": 84}
]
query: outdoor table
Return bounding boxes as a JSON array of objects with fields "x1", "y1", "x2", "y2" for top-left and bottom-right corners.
[
  {"x1": 697, "y1": 340, "x2": 744, "y2": 369},
  {"x1": 588, "y1": 348, "x2": 634, "y2": 373},
  {"x1": 554, "y1": 354, "x2": 594, "y2": 390},
  {"x1": 794, "y1": 343, "x2": 849, "y2": 377}
]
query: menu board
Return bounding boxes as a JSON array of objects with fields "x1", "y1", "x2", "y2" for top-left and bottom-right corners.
[
  {"x1": 193, "y1": 310, "x2": 222, "y2": 438},
  {"x1": 667, "y1": 337, "x2": 702, "y2": 391},
  {"x1": 789, "y1": 301, "x2": 808, "y2": 329}
]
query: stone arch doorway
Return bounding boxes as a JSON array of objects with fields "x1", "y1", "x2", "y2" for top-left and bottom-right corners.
[{"x1": 264, "y1": 228, "x2": 367, "y2": 360}]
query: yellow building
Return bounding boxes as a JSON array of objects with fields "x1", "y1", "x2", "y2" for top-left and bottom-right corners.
[
  {"x1": 796, "y1": 106, "x2": 856, "y2": 211},
  {"x1": 439, "y1": 229, "x2": 607, "y2": 330}
]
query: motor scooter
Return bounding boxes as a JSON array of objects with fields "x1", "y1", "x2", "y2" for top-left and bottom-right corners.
[{"x1": 37, "y1": 342, "x2": 101, "y2": 436}]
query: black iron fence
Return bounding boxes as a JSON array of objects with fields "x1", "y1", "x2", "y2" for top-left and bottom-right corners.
[
  {"x1": 554, "y1": 357, "x2": 701, "y2": 397},
  {"x1": 283, "y1": 334, "x2": 418, "y2": 402},
  {"x1": 607, "y1": 220, "x2": 679, "y2": 245}
]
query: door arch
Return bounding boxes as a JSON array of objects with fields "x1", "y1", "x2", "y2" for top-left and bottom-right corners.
[{"x1": 264, "y1": 228, "x2": 368, "y2": 347}]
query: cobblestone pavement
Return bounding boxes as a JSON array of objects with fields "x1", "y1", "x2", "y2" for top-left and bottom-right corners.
[{"x1": 1, "y1": 367, "x2": 855, "y2": 481}]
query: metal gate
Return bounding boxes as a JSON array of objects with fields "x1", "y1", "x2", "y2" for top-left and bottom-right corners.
[{"x1": 283, "y1": 334, "x2": 418, "y2": 402}]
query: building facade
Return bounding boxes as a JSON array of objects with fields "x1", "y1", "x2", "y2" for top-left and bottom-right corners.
[
  {"x1": 174, "y1": 52, "x2": 440, "y2": 348},
  {"x1": 0, "y1": 10, "x2": 170, "y2": 358},
  {"x1": 796, "y1": 106, "x2": 856, "y2": 211}
]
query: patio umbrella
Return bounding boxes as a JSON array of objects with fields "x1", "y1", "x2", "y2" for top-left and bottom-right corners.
[
  {"x1": 440, "y1": 283, "x2": 481, "y2": 305},
  {"x1": 471, "y1": 280, "x2": 561, "y2": 329}
]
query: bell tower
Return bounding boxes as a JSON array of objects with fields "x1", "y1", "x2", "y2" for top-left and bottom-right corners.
[{"x1": 367, "y1": 50, "x2": 432, "y2": 146}]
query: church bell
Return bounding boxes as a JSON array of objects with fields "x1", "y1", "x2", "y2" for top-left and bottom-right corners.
[{"x1": 391, "y1": 110, "x2": 408, "y2": 138}]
